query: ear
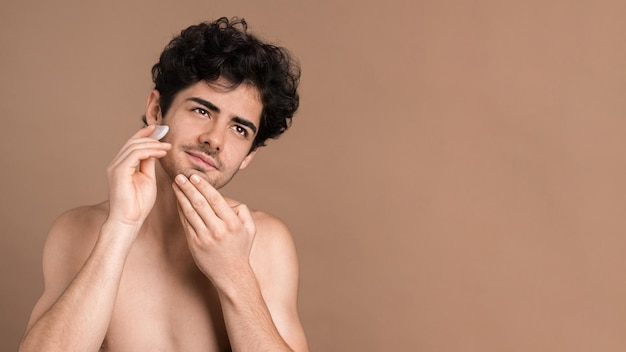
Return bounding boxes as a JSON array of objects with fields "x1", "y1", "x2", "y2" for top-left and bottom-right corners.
[
  {"x1": 145, "y1": 90, "x2": 163, "y2": 125},
  {"x1": 238, "y1": 148, "x2": 259, "y2": 170}
]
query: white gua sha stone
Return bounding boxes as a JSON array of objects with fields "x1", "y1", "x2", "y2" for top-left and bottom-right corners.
[{"x1": 149, "y1": 125, "x2": 169, "y2": 140}]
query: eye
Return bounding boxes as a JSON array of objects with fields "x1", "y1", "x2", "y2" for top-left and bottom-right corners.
[
  {"x1": 192, "y1": 107, "x2": 210, "y2": 117},
  {"x1": 232, "y1": 125, "x2": 248, "y2": 137}
]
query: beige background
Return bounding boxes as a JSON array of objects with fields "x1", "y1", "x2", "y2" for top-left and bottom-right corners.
[{"x1": 2, "y1": 0, "x2": 626, "y2": 351}]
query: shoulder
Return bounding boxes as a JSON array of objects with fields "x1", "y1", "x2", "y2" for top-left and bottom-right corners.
[
  {"x1": 42, "y1": 201, "x2": 109, "y2": 282},
  {"x1": 23, "y1": 202, "x2": 109, "y2": 331},
  {"x1": 48, "y1": 201, "x2": 109, "y2": 232},
  {"x1": 222, "y1": 197, "x2": 299, "y2": 278},
  {"x1": 251, "y1": 210, "x2": 292, "y2": 241},
  {"x1": 46, "y1": 201, "x2": 108, "y2": 247},
  {"x1": 248, "y1": 208, "x2": 300, "y2": 290},
  {"x1": 224, "y1": 198, "x2": 295, "y2": 254},
  {"x1": 227, "y1": 203, "x2": 308, "y2": 349},
  {"x1": 250, "y1": 209, "x2": 297, "y2": 260}
]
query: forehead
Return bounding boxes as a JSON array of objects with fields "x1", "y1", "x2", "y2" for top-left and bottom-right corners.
[{"x1": 173, "y1": 80, "x2": 263, "y2": 124}]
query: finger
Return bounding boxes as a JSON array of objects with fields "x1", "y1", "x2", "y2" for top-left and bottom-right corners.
[
  {"x1": 138, "y1": 156, "x2": 156, "y2": 178},
  {"x1": 111, "y1": 126, "x2": 169, "y2": 161},
  {"x1": 172, "y1": 182, "x2": 210, "y2": 238},
  {"x1": 111, "y1": 126, "x2": 154, "y2": 159},
  {"x1": 135, "y1": 124, "x2": 158, "y2": 138},
  {"x1": 175, "y1": 195, "x2": 198, "y2": 238},
  {"x1": 113, "y1": 138, "x2": 170, "y2": 163},
  {"x1": 109, "y1": 144, "x2": 168, "y2": 177},
  {"x1": 185, "y1": 174, "x2": 239, "y2": 223},
  {"x1": 233, "y1": 203, "x2": 256, "y2": 238},
  {"x1": 148, "y1": 125, "x2": 169, "y2": 140},
  {"x1": 109, "y1": 127, "x2": 171, "y2": 167},
  {"x1": 173, "y1": 174, "x2": 225, "y2": 222}
]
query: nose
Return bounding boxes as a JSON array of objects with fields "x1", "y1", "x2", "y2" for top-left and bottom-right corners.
[{"x1": 199, "y1": 125, "x2": 225, "y2": 152}]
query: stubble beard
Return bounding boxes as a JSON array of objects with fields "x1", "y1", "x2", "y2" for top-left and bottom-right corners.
[{"x1": 158, "y1": 146, "x2": 238, "y2": 191}]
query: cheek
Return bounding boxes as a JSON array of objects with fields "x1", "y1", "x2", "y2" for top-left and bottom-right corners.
[{"x1": 160, "y1": 125, "x2": 186, "y2": 145}]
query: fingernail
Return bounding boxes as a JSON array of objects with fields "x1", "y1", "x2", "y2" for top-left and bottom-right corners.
[
  {"x1": 190, "y1": 174, "x2": 201, "y2": 184},
  {"x1": 175, "y1": 174, "x2": 187, "y2": 184}
]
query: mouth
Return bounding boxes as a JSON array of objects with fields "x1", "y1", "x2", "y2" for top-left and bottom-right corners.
[{"x1": 185, "y1": 150, "x2": 218, "y2": 170}]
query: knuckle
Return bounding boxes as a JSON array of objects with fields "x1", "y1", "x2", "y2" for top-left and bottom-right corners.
[
  {"x1": 225, "y1": 222, "x2": 240, "y2": 233},
  {"x1": 191, "y1": 198, "x2": 206, "y2": 209},
  {"x1": 196, "y1": 235, "x2": 212, "y2": 247},
  {"x1": 207, "y1": 194, "x2": 222, "y2": 205},
  {"x1": 212, "y1": 225, "x2": 227, "y2": 240},
  {"x1": 183, "y1": 208, "x2": 196, "y2": 218}
]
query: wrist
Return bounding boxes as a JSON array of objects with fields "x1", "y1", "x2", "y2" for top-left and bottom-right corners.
[
  {"x1": 214, "y1": 264, "x2": 260, "y2": 304},
  {"x1": 97, "y1": 218, "x2": 142, "y2": 248},
  {"x1": 102, "y1": 216, "x2": 143, "y2": 234}
]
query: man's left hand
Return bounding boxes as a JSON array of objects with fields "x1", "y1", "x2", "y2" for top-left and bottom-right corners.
[{"x1": 172, "y1": 173, "x2": 256, "y2": 288}]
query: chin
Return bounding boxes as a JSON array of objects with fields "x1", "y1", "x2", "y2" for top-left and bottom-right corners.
[{"x1": 187, "y1": 169, "x2": 227, "y2": 189}]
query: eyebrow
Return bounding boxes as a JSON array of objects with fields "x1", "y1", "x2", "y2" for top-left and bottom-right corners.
[
  {"x1": 187, "y1": 97, "x2": 258, "y2": 135},
  {"x1": 188, "y1": 97, "x2": 220, "y2": 113},
  {"x1": 232, "y1": 116, "x2": 257, "y2": 135}
]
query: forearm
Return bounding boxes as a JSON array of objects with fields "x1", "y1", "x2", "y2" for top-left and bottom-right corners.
[
  {"x1": 217, "y1": 267, "x2": 294, "y2": 352},
  {"x1": 20, "y1": 222, "x2": 137, "y2": 352}
]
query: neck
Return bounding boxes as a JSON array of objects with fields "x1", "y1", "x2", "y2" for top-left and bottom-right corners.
[{"x1": 139, "y1": 162, "x2": 186, "y2": 248}]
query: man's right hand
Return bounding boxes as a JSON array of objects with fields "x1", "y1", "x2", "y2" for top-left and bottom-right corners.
[
  {"x1": 19, "y1": 125, "x2": 171, "y2": 352},
  {"x1": 106, "y1": 125, "x2": 171, "y2": 228}
]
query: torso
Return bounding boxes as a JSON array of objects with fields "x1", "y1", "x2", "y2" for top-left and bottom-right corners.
[
  {"x1": 55, "y1": 196, "x2": 289, "y2": 352},
  {"x1": 76, "y1": 202, "x2": 232, "y2": 352},
  {"x1": 102, "y1": 237, "x2": 230, "y2": 351}
]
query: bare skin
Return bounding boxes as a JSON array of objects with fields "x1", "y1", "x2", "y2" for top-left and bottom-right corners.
[{"x1": 20, "y1": 81, "x2": 308, "y2": 351}]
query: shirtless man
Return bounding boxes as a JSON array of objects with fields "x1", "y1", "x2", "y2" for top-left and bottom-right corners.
[{"x1": 19, "y1": 17, "x2": 307, "y2": 351}]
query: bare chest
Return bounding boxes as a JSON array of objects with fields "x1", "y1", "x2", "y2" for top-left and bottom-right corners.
[{"x1": 102, "y1": 250, "x2": 229, "y2": 352}]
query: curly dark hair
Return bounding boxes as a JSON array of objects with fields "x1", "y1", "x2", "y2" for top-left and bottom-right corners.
[{"x1": 148, "y1": 17, "x2": 301, "y2": 150}]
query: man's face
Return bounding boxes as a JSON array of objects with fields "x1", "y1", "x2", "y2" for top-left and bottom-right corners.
[{"x1": 148, "y1": 80, "x2": 262, "y2": 189}]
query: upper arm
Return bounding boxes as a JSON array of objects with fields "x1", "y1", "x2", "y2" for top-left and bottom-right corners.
[
  {"x1": 24, "y1": 207, "x2": 101, "y2": 331},
  {"x1": 250, "y1": 213, "x2": 308, "y2": 351}
]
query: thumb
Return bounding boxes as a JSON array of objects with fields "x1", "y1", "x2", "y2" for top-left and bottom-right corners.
[
  {"x1": 138, "y1": 157, "x2": 157, "y2": 179},
  {"x1": 234, "y1": 204, "x2": 256, "y2": 238}
]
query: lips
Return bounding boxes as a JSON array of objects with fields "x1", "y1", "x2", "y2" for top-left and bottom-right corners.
[{"x1": 185, "y1": 150, "x2": 218, "y2": 169}]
